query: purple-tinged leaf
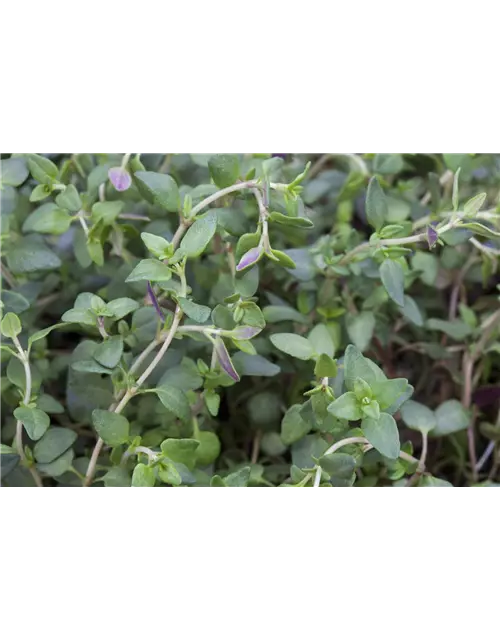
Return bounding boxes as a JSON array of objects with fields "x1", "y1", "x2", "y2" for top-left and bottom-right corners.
[
  {"x1": 230, "y1": 325, "x2": 262, "y2": 340},
  {"x1": 472, "y1": 386, "x2": 500, "y2": 407},
  {"x1": 427, "y1": 223, "x2": 438, "y2": 249},
  {"x1": 108, "y1": 167, "x2": 132, "y2": 192},
  {"x1": 147, "y1": 282, "x2": 165, "y2": 322},
  {"x1": 214, "y1": 337, "x2": 240, "y2": 382},
  {"x1": 236, "y1": 246, "x2": 262, "y2": 272}
]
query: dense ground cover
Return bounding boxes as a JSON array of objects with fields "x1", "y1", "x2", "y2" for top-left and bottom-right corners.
[{"x1": 1, "y1": 153, "x2": 499, "y2": 487}]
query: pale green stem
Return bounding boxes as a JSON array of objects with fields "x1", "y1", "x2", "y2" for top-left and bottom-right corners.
[
  {"x1": 339, "y1": 218, "x2": 458, "y2": 265},
  {"x1": 310, "y1": 437, "x2": 420, "y2": 488},
  {"x1": 12, "y1": 336, "x2": 43, "y2": 487}
]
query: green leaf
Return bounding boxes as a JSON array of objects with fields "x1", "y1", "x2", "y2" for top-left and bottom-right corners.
[
  {"x1": 160, "y1": 438, "x2": 199, "y2": 470},
  {"x1": 427, "y1": 318, "x2": 472, "y2": 341},
  {"x1": 1, "y1": 450, "x2": 20, "y2": 478},
  {"x1": 224, "y1": 466, "x2": 251, "y2": 487},
  {"x1": 327, "y1": 392, "x2": 363, "y2": 420},
  {"x1": 208, "y1": 154, "x2": 240, "y2": 188},
  {"x1": 270, "y1": 249, "x2": 297, "y2": 269},
  {"x1": 55, "y1": 184, "x2": 82, "y2": 212},
  {"x1": 134, "y1": 171, "x2": 180, "y2": 212},
  {"x1": 27, "y1": 154, "x2": 58, "y2": 184},
  {"x1": 158, "y1": 363, "x2": 203, "y2": 392},
  {"x1": 314, "y1": 354, "x2": 338, "y2": 378},
  {"x1": 204, "y1": 389, "x2": 221, "y2": 417},
  {"x1": 101, "y1": 467, "x2": 131, "y2": 487},
  {"x1": 154, "y1": 386, "x2": 191, "y2": 423},
  {"x1": 61, "y1": 308, "x2": 96, "y2": 326},
  {"x1": 380, "y1": 259, "x2": 405, "y2": 307},
  {"x1": 1, "y1": 290, "x2": 30, "y2": 314},
  {"x1": 13, "y1": 407, "x2": 50, "y2": 440},
  {"x1": 373, "y1": 154, "x2": 404, "y2": 175},
  {"x1": 1, "y1": 157, "x2": 29, "y2": 186},
  {"x1": 93, "y1": 336, "x2": 124, "y2": 369},
  {"x1": 158, "y1": 464, "x2": 182, "y2": 486},
  {"x1": 22, "y1": 203, "x2": 72, "y2": 235},
  {"x1": 459, "y1": 222, "x2": 500, "y2": 240},
  {"x1": 36, "y1": 394, "x2": 64, "y2": 414},
  {"x1": 6, "y1": 236, "x2": 61, "y2": 274},
  {"x1": 107, "y1": 298, "x2": 140, "y2": 320},
  {"x1": 72, "y1": 361, "x2": 114, "y2": 374},
  {"x1": 234, "y1": 265, "x2": 259, "y2": 297},
  {"x1": 353, "y1": 378, "x2": 372, "y2": 401},
  {"x1": 37, "y1": 448, "x2": 74, "y2": 477},
  {"x1": 125, "y1": 259, "x2": 172, "y2": 283},
  {"x1": 412, "y1": 252, "x2": 439, "y2": 286},
  {"x1": 400, "y1": 400, "x2": 436, "y2": 434},
  {"x1": 132, "y1": 463, "x2": 155, "y2": 487},
  {"x1": 180, "y1": 212, "x2": 217, "y2": 258},
  {"x1": 346, "y1": 311, "x2": 375, "y2": 352},
  {"x1": 29, "y1": 184, "x2": 52, "y2": 202},
  {"x1": 318, "y1": 452, "x2": 356, "y2": 486},
  {"x1": 195, "y1": 431, "x2": 221, "y2": 466},
  {"x1": 241, "y1": 302, "x2": 265, "y2": 328},
  {"x1": 263, "y1": 305, "x2": 308, "y2": 324},
  {"x1": 401, "y1": 295, "x2": 424, "y2": 327},
  {"x1": 308, "y1": 324, "x2": 334, "y2": 358},
  {"x1": 28, "y1": 323, "x2": 68, "y2": 347},
  {"x1": 432, "y1": 399, "x2": 469, "y2": 436},
  {"x1": 269, "y1": 211, "x2": 314, "y2": 228},
  {"x1": 463, "y1": 192, "x2": 486, "y2": 217},
  {"x1": 270, "y1": 333, "x2": 314, "y2": 360},
  {"x1": 231, "y1": 353, "x2": 280, "y2": 377},
  {"x1": 361, "y1": 413, "x2": 400, "y2": 459},
  {"x1": 87, "y1": 236, "x2": 104, "y2": 267},
  {"x1": 361, "y1": 399, "x2": 380, "y2": 420},
  {"x1": 1, "y1": 312, "x2": 21, "y2": 339},
  {"x1": 91, "y1": 200, "x2": 123, "y2": 225},
  {"x1": 177, "y1": 297, "x2": 211, "y2": 323},
  {"x1": 33, "y1": 427, "x2": 77, "y2": 463},
  {"x1": 281, "y1": 404, "x2": 312, "y2": 445},
  {"x1": 140, "y1": 232, "x2": 171, "y2": 259},
  {"x1": 343, "y1": 344, "x2": 386, "y2": 391},
  {"x1": 92, "y1": 409, "x2": 130, "y2": 446},
  {"x1": 370, "y1": 378, "x2": 410, "y2": 410},
  {"x1": 419, "y1": 475, "x2": 454, "y2": 487},
  {"x1": 366, "y1": 176, "x2": 387, "y2": 231}
]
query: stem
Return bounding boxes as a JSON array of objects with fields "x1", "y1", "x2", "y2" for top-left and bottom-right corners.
[
  {"x1": 12, "y1": 337, "x2": 43, "y2": 487},
  {"x1": 171, "y1": 221, "x2": 188, "y2": 247},
  {"x1": 420, "y1": 169, "x2": 453, "y2": 206},
  {"x1": 418, "y1": 431, "x2": 428, "y2": 472},
  {"x1": 190, "y1": 180, "x2": 258, "y2": 217},
  {"x1": 136, "y1": 446, "x2": 159, "y2": 462},
  {"x1": 132, "y1": 309, "x2": 183, "y2": 392},
  {"x1": 311, "y1": 437, "x2": 421, "y2": 488},
  {"x1": 97, "y1": 317, "x2": 109, "y2": 339},
  {"x1": 121, "y1": 153, "x2": 131, "y2": 169},
  {"x1": 476, "y1": 441, "x2": 495, "y2": 473},
  {"x1": 1, "y1": 263, "x2": 18, "y2": 288},
  {"x1": 251, "y1": 429, "x2": 261, "y2": 465},
  {"x1": 313, "y1": 466, "x2": 322, "y2": 487},
  {"x1": 339, "y1": 219, "x2": 457, "y2": 265},
  {"x1": 324, "y1": 436, "x2": 369, "y2": 456},
  {"x1": 307, "y1": 154, "x2": 368, "y2": 180},
  {"x1": 77, "y1": 211, "x2": 89, "y2": 237}
]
